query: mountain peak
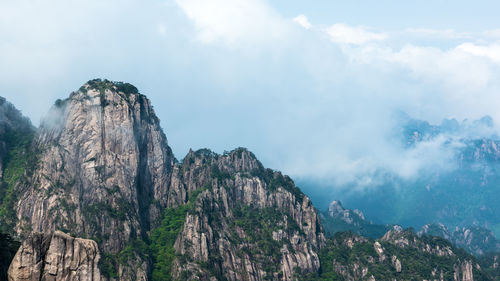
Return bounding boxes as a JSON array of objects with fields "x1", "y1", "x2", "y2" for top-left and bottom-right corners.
[{"x1": 79, "y1": 78, "x2": 139, "y2": 96}]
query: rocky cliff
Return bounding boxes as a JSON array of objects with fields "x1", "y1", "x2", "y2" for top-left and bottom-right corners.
[
  {"x1": 12, "y1": 80, "x2": 175, "y2": 279},
  {"x1": 5, "y1": 80, "x2": 325, "y2": 281},
  {"x1": 8, "y1": 231, "x2": 101, "y2": 281},
  {"x1": 167, "y1": 148, "x2": 324, "y2": 280}
]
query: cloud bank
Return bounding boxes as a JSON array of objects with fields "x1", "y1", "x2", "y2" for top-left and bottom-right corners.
[{"x1": 2, "y1": 0, "x2": 500, "y2": 190}]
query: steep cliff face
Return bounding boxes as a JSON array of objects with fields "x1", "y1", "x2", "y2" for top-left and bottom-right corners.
[
  {"x1": 13, "y1": 80, "x2": 175, "y2": 279},
  {"x1": 165, "y1": 148, "x2": 325, "y2": 280},
  {"x1": 8, "y1": 231, "x2": 101, "y2": 281},
  {"x1": 8, "y1": 80, "x2": 326, "y2": 281}
]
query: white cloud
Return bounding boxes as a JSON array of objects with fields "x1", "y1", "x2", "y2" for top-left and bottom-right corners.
[
  {"x1": 456, "y1": 42, "x2": 500, "y2": 63},
  {"x1": 406, "y1": 28, "x2": 472, "y2": 40},
  {"x1": 293, "y1": 14, "x2": 312, "y2": 29},
  {"x1": 326, "y1": 23, "x2": 387, "y2": 45},
  {"x1": 3, "y1": 0, "x2": 500, "y2": 191},
  {"x1": 173, "y1": 0, "x2": 290, "y2": 47},
  {"x1": 483, "y1": 29, "x2": 500, "y2": 39}
]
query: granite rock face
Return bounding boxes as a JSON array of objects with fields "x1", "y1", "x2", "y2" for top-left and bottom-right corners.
[
  {"x1": 8, "y1": 231, "x2": 101, "y2": 281},
  {"x1": 13, "y1": 80, "x2": 175, "y2": 278},
  {"x1": 169, "y1": 149, "x2": 325, "y2": 280},
  {"x1": 8, "y1": 80, "x2": 326, "y2": 280}
]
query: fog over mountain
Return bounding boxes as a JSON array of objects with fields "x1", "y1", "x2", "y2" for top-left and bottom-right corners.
[
  {"x1": 2, "y1": 1, "x2": 500, "y2": 193},
  {"x1": 2, "y1": 1, "x2": 500, "y2": 280}
]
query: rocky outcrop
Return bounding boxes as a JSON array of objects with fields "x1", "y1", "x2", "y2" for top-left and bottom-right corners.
[
  {"x1": 318, "y1": 230, "x2": 491, "y2": 280},
  {"x1": 418, "y1": 223, "x2": 500, "y2": 256},
  {"x1": 327, "y1": 200, "x2": 364, "y2": 224},
  {"x1": 453, "y1": 261, "x2": 474, "y2": 281},
  {"x1": 320, "y1": 200, "x2": 390, "y2": 239},
  {"x1": 8, "y1": 231, "x2": 101, "y2": 281},
  {"x1": 382, "y1": 228, "x2": 455, "y2": 257},
  {"x1": 13, "y1": 80, "x2": 175, "y2": 278},
  {"x1": 169, "y1": 148, "x2": 325, "y2": 280},
  {"x1": 6, "y1": 80, "x2": 326, "y2": 280}
]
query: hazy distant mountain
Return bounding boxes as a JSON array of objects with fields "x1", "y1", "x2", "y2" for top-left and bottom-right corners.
[
  {"x1": 320, "y1": 200, "x2": 391, "y2": 239},
  {"x1": 418, "y1": 223, "x2": 500, "y2": 256},
  {"x1": 301, "y1": 113, "x2": 500, "y2": 247}
]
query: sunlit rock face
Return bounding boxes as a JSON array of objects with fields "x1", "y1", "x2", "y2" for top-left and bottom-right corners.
[
  {"x1": 13, "y1": 80, "x2": 175, "y2": 279},
  {"x1": 8, "y1": 231, "x2": 101, "y2": 281},
  {"x1": 169, "y1": 148, "x2": 325, "y2": 280}
]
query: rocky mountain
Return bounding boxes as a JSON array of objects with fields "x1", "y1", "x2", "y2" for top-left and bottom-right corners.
[
  {"x1": 8, "y1": 231, "x2": 101, "y2": 281},
  {"x1": 478, "y1": 253, "x2": 500, "y2": 281},
  {"x1": 1, "y1": 80, "x2": 324, "y2": 280},
  {"x1": 322, "y1": 199, "x2": 500, "y2": 257},
  {"x1": 307, "y1": 228, "x2": 492, "y2": 281},
  {"x1": 320, "y1": 200, "x2": 390, "y2": 239},
  {"x1": 419, "y1": 223, "x2": 500, "y2": 256},
  {"x1": 0, "y1": 80, "x2": 497, "y2": 281},
  {"x1": 303, "y1": 113, "x2": 500, "y2": 246}
]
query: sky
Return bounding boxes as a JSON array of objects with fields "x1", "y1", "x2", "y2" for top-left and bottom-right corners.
[{"x1": 1, "y1": 0, "x2": 500, "y2": 188}]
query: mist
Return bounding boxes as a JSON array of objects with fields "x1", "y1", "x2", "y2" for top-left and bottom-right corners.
[{"x1": 2, "y1": 0, "x2": 500, "y2": 203}]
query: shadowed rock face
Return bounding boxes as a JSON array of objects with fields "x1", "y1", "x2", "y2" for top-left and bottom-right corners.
[{"x1": 8, "y1": 231, "x2": 101, "y2": 281}]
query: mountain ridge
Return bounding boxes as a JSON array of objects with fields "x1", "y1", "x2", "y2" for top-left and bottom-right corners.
[{"x1": 0, "y1": 80, "x2": 497, "y2": 281}]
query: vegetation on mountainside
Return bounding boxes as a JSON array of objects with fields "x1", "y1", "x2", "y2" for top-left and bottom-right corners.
[
  {"x1": 150, "y1": 202, "x2": 194, "y2": 281},
  {"x1": 0, "y1": 130, "x2": 36, "y2": 234},
  {"x1": 98, "y1": 187, "x2": 207, "y2": 280},
  {"x1": 478, "y1": 253, "x2": 500, "y2": 281},
  {"x1": 303, "y1": 231, "x2": 494, "y2": 281},
  {"x1": 80, "y1": 79, "x2": 139, "y2": 97},
  {"x1": 320, "y1": 212, "x2": 391, "y2": 239},
  {"x1": 229, "y1": 206, "x2": 301, "y2": 279}
]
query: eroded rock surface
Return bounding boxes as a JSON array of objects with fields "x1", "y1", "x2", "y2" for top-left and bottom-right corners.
[
  {"x1": 169, "y1": 149, "x2": 325, "y2": 280},
  {"x1": 8, "y1": 231, "x2": 101, "y2": 281},
  {"x1": 13, "y1": 80, "x2": 175, "y2": 278}
]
